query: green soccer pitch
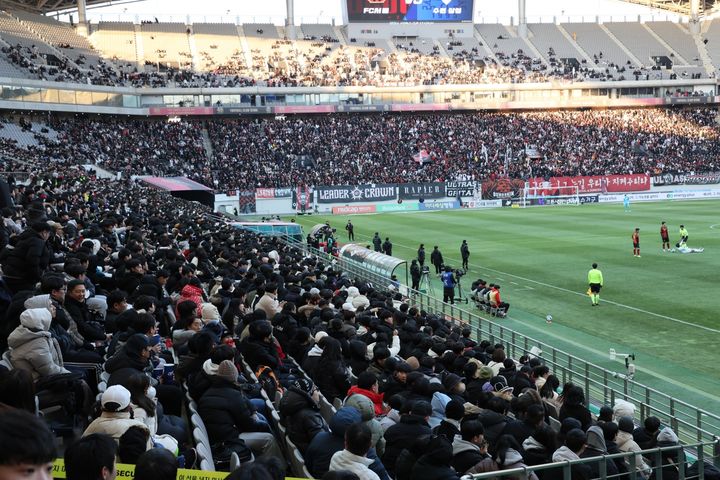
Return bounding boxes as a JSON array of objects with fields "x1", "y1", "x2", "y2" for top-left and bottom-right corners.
[{"x1": 293, "y1": 200, "x2": 720, "y2": 411}]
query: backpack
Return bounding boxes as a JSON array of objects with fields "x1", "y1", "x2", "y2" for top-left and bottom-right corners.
[{"x1": 255, "y1": 365, "x2": 284, "y2": 400}]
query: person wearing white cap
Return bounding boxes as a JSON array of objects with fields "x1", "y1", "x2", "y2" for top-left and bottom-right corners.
[{"x1": 83, "y1": 385, "x2": 153, "y2": 450}]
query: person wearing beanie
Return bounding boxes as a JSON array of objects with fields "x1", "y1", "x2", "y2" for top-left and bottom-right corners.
[
  {"x1": 198, "y1": 360, "x2": 285, "y2": 467},
  {"x1": 278, "y1": 378, "x2": 328, "y2": 454},
  {"x1": 200, "y1": 302, "x2": 226, "y2": 344},
  {"x1": 238, "y1": 320, "x2": 279, "y2": 370},
  {"x1": 441, "y1": 372, "x2": 466, "y2": 404},
  {"x1": 83, "y1": 385, "x2": 153, "y2": 450},
  {"x1": 654, "y1": 427, "x2": 683, "y2": 480},
  {"x1": 434, "y1": 400, "x2": 465, "y2": 440}
]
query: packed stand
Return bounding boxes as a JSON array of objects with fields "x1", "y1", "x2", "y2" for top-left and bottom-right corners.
[{"x1": 0, "y1": 155, "x2": 707, "y2": 479}]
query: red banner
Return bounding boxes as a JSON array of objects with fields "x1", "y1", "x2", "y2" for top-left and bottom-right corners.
[
  {"x1": 332, "y1": 205, "x2": 377, "y2": 215},
  {"x1": 526, "y1": 174, "x2": 650, "y2": 194},
  {"x1": 255, "y1": 188, "x2": 276, "y2": 199}
]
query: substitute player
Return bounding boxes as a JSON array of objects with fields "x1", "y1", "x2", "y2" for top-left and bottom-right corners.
[
  {"x1": 660, "y1": 222, "x2": 670, "y2": 252},
  {"x1": 587, "y1": 263, "x2": 603, "y2": 306},
  {"x1": 632, "y1": 228, "x2": 641, "y2": 257},
  {"x1": 623, "y1": 194, "x2": 631, "y2": 212}
]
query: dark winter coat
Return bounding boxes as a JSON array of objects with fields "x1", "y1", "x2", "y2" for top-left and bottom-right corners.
[
  {"x1": 1, "y1": 228, "x2": 50, "y2": 284},
  {"x1": 278, "y1": 387, "x2": 328, "y2": 454},
  {"x1": 410, "y1": 437, "x2": 461, "y2": 480},
  {"x1": 311, "y1": 360, "x2": 350, "y2": 402},
  {"x1": 477, "y1": 409, "x2": 509, "y2": 447},
  {"x1": 238, "y1": 336, "x2": 279, "y2": 370},
  {"x1": 197, "y1": 377, "x2": 270, "y2": 444},
  {"x1": 382, "y1": 414, "x2": 431, "y2": 475}
]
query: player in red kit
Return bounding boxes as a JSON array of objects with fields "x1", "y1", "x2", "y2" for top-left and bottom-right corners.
[
  {"x1": 660, "y1": 221, "x2": 670, "y2": 252},
  {"x1": 632, "y1": 228, "x2": 641, "y2": 257}
]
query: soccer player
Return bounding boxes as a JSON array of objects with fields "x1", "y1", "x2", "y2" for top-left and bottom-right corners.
[
  {"x1": 623, "y1": 194, "x2": 631, "y2": 212},
  {"x1": 587, "y1": 263, "x2": 603, "y2": 306},
  {"x1": 632, "y1": 228, "x2": 641, "y2": 257},
  {"x1": 679, "y1": 225, "x2": 689, "y2": 244},
  {"x1": 660, "y1": 222, "x2": 670, "y2": 252}
]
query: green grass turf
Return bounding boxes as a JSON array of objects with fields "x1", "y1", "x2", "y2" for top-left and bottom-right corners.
[{"x1": 293, "y1": 200, "x2": 720, "y2": 412}]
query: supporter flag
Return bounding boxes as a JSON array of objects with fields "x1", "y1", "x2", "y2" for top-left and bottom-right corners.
[{"x1": 412, "y1": 149, "x2": 432, "y2": 164}]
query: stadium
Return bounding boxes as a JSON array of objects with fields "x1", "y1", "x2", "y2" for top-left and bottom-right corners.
[{"x1": 0, "y1": 0, "x2": 719, "y2": 478}]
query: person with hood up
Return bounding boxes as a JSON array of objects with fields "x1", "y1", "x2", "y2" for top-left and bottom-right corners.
[
  {"x1": 580, "y1": 425, "x2": 619, "y2": 479},
  {"x1": 176, "y1": 277, "x2": 205, "y2": 318},
  {"x1": 4, "y1": 307, "x2": 70, "y2": 380},
  {"x1": 329, "y1": 422, "x2": 382, "y2": 480},
  {"x1": 347, "y1": 372, "x2": 386, "y2": 417},
  {"x1": 347, "y1": 286, "x2": 370, "y2": 310},
  {"x1": 493, "y1": 434, "x2": 539, "y2": 480},
  {"x1": 429, "y1": 391, "x2": 452, "y2": 429},
  {"x1": 452, "y1": 419, "x2": 496, "y2": 475},
  {"x1": 616, "y1": 416, "x2": 652, "y2": 479},
  {"x1": 409, "y1": 434, "x2": 461, "y2": 480},
  {"x1": 653, "y1": 427, "x2": 684, "y2": 480},
  {"x1": 305, "y1": 407, "x2": 389, "y2": 480},
  {"x1": 344, "y1": 389, "x2": 386, "y2": 456},
  {"x1": 278, "y1": 378, "x2": 328, "y2": 454}
]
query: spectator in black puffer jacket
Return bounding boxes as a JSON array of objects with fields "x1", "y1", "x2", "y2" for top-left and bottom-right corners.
[
  {"x1": 238, "y1": 320, "x2": 279, "y2": 371},
  {"x1": 1, "y1": 221, "x2": 51, "y2": 293},
  {"x1": 278, "y1": 378, "x2": 327, "y2": 454},
  {"x1": 198, "y1": 360, "x2": 285, "y2": 467},
  {"x1": 310, "y1": 336, "x2": 350, "y2": 403}
]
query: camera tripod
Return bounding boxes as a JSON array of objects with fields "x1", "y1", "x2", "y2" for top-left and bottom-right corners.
[
  {"x1": 454, "y1": 277, "x2": 469, "y2": 304},
  {"x1": 419, "y1": 270, "x2": 431, "y2": 293}
]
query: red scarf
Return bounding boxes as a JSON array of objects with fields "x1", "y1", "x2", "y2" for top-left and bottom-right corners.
[{"x1": 347, "y1": 385, "x2": 385, "y2": 416}]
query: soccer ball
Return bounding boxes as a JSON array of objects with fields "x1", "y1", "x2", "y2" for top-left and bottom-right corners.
[{"x1": 545, "y1": 314, "x2": 553, "y2": 324}]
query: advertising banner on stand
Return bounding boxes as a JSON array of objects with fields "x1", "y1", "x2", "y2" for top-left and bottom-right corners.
[
  {"x1": 332, "y1": 205, "x2": 377, "y2": 215},
  {"x1": 651, "y1": 172, "x2": 720, "y2": 186},
  {"x1": 445, "y1": 180, "x2": 478, "y2": 197},
  {"x1": 256, "y1": 188, "x2": 292, "y2": 199},
  {"x1": 317, "y1": 184, "x2": 397, "y2": 204},
  {"x1": 419, "y1": 200, "x2": 461, "y2": 210},
  {"x1": 292, "y1": 186, "x2": 313, "y2": 213},
  {"x1": 481, "y1": 178, "x2": 526, "y2": 200},
  {"x1": 526, "y1": 174, "x2": 650, "y2": 194},
  {"x1": 398, "y1": 182, "x2": 445, "y2": 200}
]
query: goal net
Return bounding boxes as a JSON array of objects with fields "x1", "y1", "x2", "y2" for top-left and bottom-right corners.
[{"x1": 521, "y1": 184, "x2": 580, "y2": 207}]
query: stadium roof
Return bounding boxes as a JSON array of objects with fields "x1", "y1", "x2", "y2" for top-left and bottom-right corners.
[
  {"x1": 0, "y1": 0, "x2": 142, "y2": 15},
  {"x1": 0, "y1": 0, "x2": 716, "y2": 17},
  {"x1": 622, "y1": 0, "x2": 717, "y2": 16}
]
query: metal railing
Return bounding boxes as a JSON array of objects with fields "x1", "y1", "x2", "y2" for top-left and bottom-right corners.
[
  {"x1": 283, "y1": 237, "x2": 720, "y2": 446},
  {"x1": 466, "y1": 441, "x2": 720, "y2": 480}
]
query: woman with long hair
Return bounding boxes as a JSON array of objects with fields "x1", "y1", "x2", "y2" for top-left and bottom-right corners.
[{"x1": 310, "y1": 336, "x2": 350, "y2": 402}]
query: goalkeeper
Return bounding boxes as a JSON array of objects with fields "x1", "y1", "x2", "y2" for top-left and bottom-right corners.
[{"x1": 587, "y1": 263, "x2": 603, "y2": 306}]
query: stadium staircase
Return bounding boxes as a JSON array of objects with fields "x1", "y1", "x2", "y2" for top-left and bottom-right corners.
[
  {"x1": 133, "y1": 23, "x2": 144, "y2": 68},
  {"x1": 556, "y1": 24, "x2": 595, "y2": 65},
  {"x1": 642, "y1": 23, "x2": 689, "y2": 64},
  {"x1": 200, "y1": 127, "x2": 214, "y2": 161},
  {"x1": 599, "y1": 23, "x2": 643, "y2": 66},
  {"x1": 236, "y1": 25, "x2": 254, "y2": 70},
  {"x1": 695, "y1": 23, "x2": 716, "y2": 76},
  {"x1": 187, "y1": 28, "x2": 199, "y2": 70},
  {"x1": 332, "y1": 25, "x2": 348, "y2": 44}
]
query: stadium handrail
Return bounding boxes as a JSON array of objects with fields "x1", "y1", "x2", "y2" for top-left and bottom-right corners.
[
  {"x1": 464, "y1": 440, "x2": 720, "y2": 479},
  {"x1": 283, "y1": 237, "x2": 720, "y2": 445}
]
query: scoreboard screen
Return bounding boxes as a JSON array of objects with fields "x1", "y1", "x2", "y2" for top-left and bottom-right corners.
[{"x1": 346, "y1": 0, "x2": 474, "y2": 23}]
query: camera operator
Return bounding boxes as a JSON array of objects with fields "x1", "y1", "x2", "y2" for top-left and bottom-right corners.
[
  {"x1": 410, "y1": 260, "x2": 421, "y2": 290},
  {"x1": 441, "y1": 266, "x2": 457, "y2": 304}
]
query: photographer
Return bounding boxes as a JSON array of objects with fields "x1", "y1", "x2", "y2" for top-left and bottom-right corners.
[{"x1": 441, "y1": 266, "x2": 456, "y2": 305}]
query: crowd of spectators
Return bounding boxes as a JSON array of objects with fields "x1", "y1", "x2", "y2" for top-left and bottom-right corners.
[
  {"x1": 0, "y1": 153, "x2": 693, "y2": 479},
  {"x1": 0, "y1": 108, "x2": 718, "y2": 192},
  {"x1": 0, "y1": 151, "x2": 696, "y2": 480},
  {"x1": 0, "y1": 24, "x2": 710, "y2": 88}
]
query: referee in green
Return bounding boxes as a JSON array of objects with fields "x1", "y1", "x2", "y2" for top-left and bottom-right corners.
[{"x1": 587, "y1": 263, "x2": 604, "y2": 306}]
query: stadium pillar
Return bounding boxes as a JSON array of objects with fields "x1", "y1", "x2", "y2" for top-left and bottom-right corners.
[
  {"x1": 76, "y1": 0, "x2": 88, "y2": 36},
  {"x1": 285, "y1": 0, "x2": 297, "y2": 40},
  {"x1": 517, "y1": 0, "x2": 528, "y2": 38},
  {"x1": 689, "y1": 0, "x2": 701, "y2": 34}
]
